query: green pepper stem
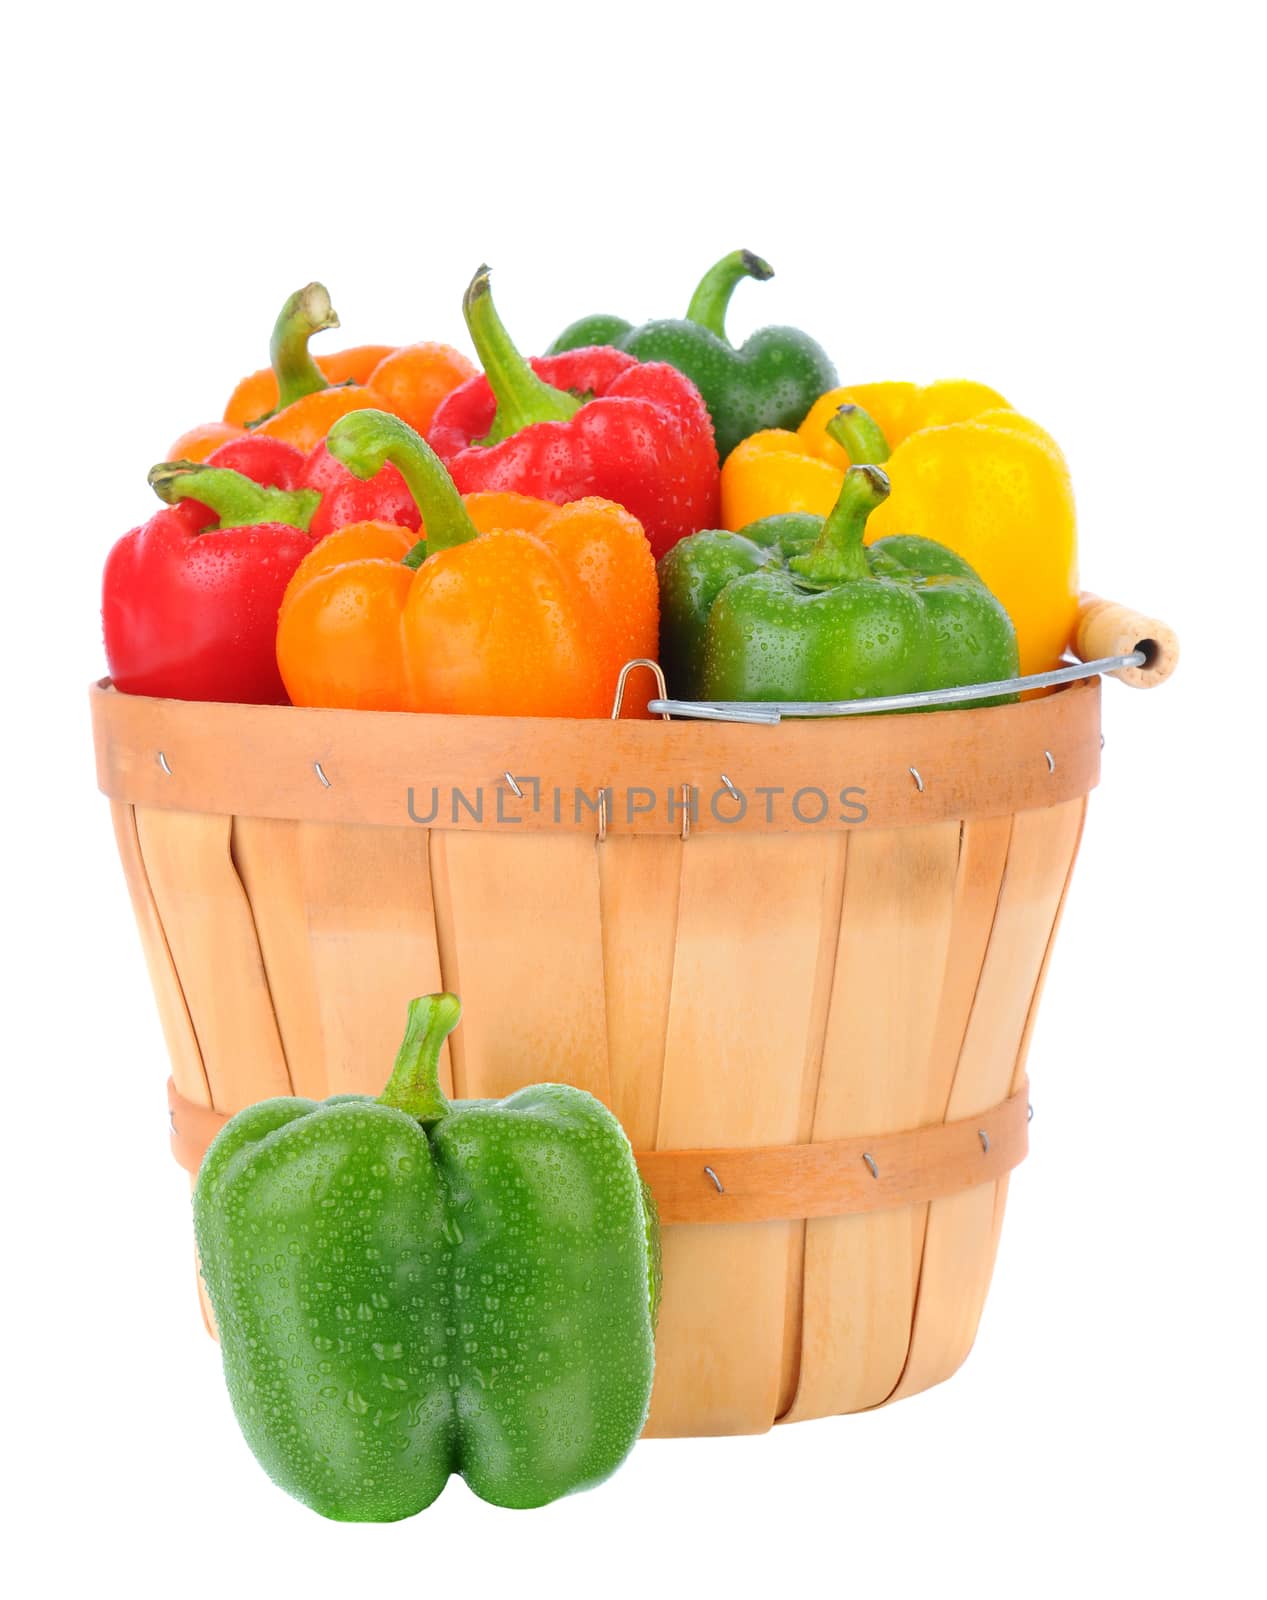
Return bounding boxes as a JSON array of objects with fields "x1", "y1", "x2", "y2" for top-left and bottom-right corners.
[
  {"x1": 463, "y1": 265, "x2": 582, "y2": 446},
  {"x1": 828, "y1": 403, "x2": 890, "y2": 465},
  {"x1": 684, "y1": 249, "x2": 774, "y2": 341},
  {"x1": 378, "y1": 994, "x2": 461, "y2": 1125},
  {"x1": 788, "y1": 465, "x2": 890, "y2": 587},
  {"x1": 271, "y1": 282, "x2": 339, "y2": 410},
  {"x1": 147, "y1": 461, "x2": 320, "y2": 531},
  {"x1": 326, "y1": 409, "x2": 479, "y2": 554}
]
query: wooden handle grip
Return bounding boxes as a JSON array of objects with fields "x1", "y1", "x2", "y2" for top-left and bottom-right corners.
[{"x1": 1074, "y1": 593, "x2": 1179, "y2": 688}]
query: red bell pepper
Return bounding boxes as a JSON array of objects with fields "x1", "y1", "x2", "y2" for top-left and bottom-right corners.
[
  {"x1": 427, "y1": 268, "x2": 719, "y2": 558},
  {"x1": 200, "y1": 433, "x2": 306, "y2": 490},
  {"x1": 103, "y1": 466, "x2": 319, "y2": 704},
  {"x1": 163, "y1": 434, "x2": 422, "y2": 541},
  {"x1": 298, "y1": 441, "x2": 421, "y2": 540}
]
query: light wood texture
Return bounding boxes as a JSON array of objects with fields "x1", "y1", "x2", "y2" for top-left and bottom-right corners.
[
  {"x1": 645, "y1": 834, "x2": 844, "y2": 1436},
  {"x1": 91, "y1": 675, "x2": 1102, "y2": 833},
  {"x1": 890, "y1": 798, "x2": 1086, "y2": 1400},
  {"x1": 1074, "y1": 592, "x2": 1179, "y2": 687},
  {"x1": 232, "y1": 818, "x2": 448, "y2": 1100},
  {"x1": 432, "y1": 832, "x2": 612, "y2": 1104},
  {"x1": 109, "y1": 801, "x2": 208, "y2": 1110},
  {"x1": 783, "y1": 822, "x2": 963, "y2": 1420},
  {"x1": 96, "y1": 679, "x2": 1104, "y2": 1437},
  {"x1": 597, "y1": 835, "x2": 684, "y2": 1148},
  {"x1": 133, "y1": 807, "x2": 293, "y2": 1114},
  {"x1": 866, "y1": 815, "x2": 1015, "y2": 1404}
]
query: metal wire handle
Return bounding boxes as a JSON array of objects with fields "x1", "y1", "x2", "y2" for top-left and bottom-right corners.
[
  {"x1": 647, "y1": 652, "x2": 1144, "y2": 724},
  {"x1": 602, "y1": 660, "x2": 691, "y2": 840}
]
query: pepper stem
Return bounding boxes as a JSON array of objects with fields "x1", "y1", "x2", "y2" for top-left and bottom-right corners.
[
  {"x1": 378, "y1": 994, "x2": 461, "y2": 1125},
  {"x1": 463, "y1": 265, "x2": 582, "y2": 446},
  {"x1": 788, "y1": 465, "x2": 890, "y2": 587},
  {"x1": 326, "y1": 409, "x2": 479, "y2": 555},
  {"x1": 271, "y1": 282, "x2": 340, "y2": 410},
  {"x1": 828, "y1": 403, "x2": 891, "y2": 465},
  {"x1": 147, "y1": 461, "x2": 320, "y2": 531},
  {"x1": 684, "y1": 249, "x2": 774, "y2": 341}
]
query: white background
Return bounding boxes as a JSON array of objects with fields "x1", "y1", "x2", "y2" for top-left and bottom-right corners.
[{"x1": 3, "y1": 3, "x2": 1263, "y2": 1596}]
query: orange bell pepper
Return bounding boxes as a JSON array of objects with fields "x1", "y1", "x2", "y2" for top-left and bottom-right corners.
[
  {"x1": 225, "y1": 344, "x2": 398, "y2": 429},
  {"x1": 254, "y1": 386, "x2": 390, "y2": 454},
  {"x1": 165, "y1": 418, "x2": 248, "y2": 464},
  {"x1": 359, "y1": 342, "x2": 478, "y2": 438},
  {"x1": 239, "y1": 282, "x2": 394, "y2": 453},
  {"x1": 277, "y1": 411, "x2": 658, "y2": 717},
  {"x1": 230, "y1": 283, "x2": 476, "y2": 448},
  {"x1": 169, "y1": 284, "x2": 475, "y2": 460},
  {"x1": 721, "y1": 381, "x2": 1078, "y2": 674},
  {"x1": 165, "y1": 284, "x2": 389, "y2": 460}
]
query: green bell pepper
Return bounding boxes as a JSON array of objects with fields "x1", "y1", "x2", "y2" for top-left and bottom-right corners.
[
  {"x1": 658, "y1": 410, "x2": 1019, "y2": 706},
  {"x1": 547, "y1": 249, "x2": 837, "y2": 460},
  {"x1": 193, "y1": 994, "x2": 659, "y2": 1521}
]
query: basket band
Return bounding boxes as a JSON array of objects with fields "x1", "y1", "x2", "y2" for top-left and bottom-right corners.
[
  {"x1": 93, "y1": 678, "x2": 1100, "y2": 835},
  {"x1": 168, "y1": 1078, "x2": 1028, "y2": 1225}
]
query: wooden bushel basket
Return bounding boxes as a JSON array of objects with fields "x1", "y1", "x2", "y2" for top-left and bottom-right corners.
[{"x1": 91, "y1": 595, "x2": 1177, "y2": 1438}]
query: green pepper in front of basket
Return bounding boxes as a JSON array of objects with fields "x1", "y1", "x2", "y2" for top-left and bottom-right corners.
[
  {"x1": 193, "y1": 993, "x2": 659, "y2": 1520},
  {"x1": 657, "y1": 410, "x2": 1019, "y2": 706}
]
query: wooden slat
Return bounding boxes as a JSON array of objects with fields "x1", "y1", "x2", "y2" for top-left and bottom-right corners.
[
  {"x1": 779, "y1": 833, "x2": 849, "y2": 1417},
  {"x1": 921, "y1": 818, "x2": 1016, "y2": 1122},
  {"x1": 226, "y1": 817, "x2": 323, "y2": 1099},
  {"x1": 597, "y1": 835, "x2": 684, "y2": 1149},
  {"x1": 1012, "y1": 798, "x2": 1088, "y2": 1096},
  {"x1": 644, "y1": 834, "x2": 844, "y2": 1437},
  {"x1": 109, "y1": 800, "x2": 208, "y2": 1109},
  {"x1": 840, "y1": 814, "x2": 1013, "y2": 1413},
  {"x1": 430, "y1": 831, "x2": 612, "y2": 1105},
  {"x1": 233, "y1": 818, "x2": 449, "y2": 1100},
  {"x1": 781, "y1": 822, "x2": 963, "y2": 1421},
  {"x1": 133, "y1": 807, "x2": 292, "y2": 1113},
  {"x1": 881, "y1": 796, "x2": 1086, "y2": 1394},
  {"x1": 889, "y1": 798, "x2": 1086, "y2": 1400}
]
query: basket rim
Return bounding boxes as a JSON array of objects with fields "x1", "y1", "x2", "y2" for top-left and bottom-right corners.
[{"x1": 90, "y1": 674, "x2": 1101, "y2": 835}]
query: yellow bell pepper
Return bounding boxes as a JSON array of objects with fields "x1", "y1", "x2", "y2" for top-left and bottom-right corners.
[{"x1": 720, "y1": 380, "x2": 1079, "y2": 675}]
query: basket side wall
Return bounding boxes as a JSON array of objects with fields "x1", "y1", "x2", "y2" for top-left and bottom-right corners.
[{"x1": 115, "y1": 798, "x2": 1086, "y2": 1438}]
